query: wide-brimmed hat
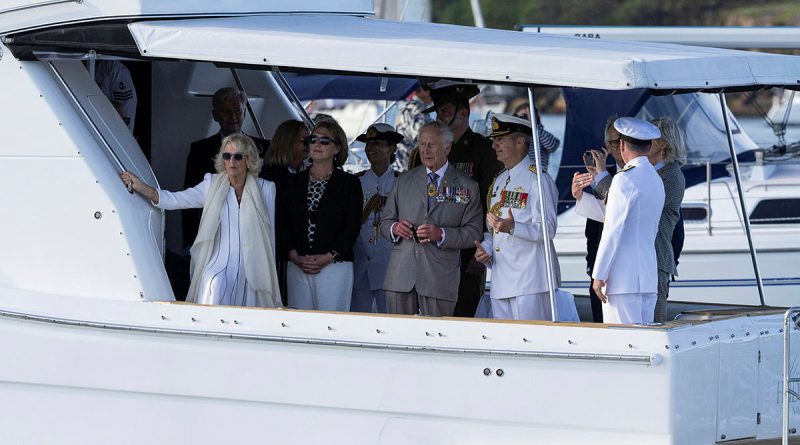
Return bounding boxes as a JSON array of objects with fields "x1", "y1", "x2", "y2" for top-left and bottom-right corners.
[
  {"x1": 355, "y1": 123, "x2": 404, "y2": 144},
  {"x1": 421, "y1": 81, "x2": 481, "y2": 114},
  {"x1": 489, "y1": 113, "x2": 532, "y2": 138}
]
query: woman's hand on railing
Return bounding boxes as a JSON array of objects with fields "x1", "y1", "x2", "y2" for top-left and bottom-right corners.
[{"x1": 120, "y1": 171, "x2": 159, "y2": 204}]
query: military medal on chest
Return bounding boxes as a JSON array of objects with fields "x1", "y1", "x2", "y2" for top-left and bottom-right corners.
[{"x1": 427, "y1": 182, "x2": 437, "y2": 198}]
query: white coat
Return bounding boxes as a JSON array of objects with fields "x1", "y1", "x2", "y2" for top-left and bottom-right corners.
[{"x1": 591, "y1": 156, "x2": 664, "y2": 295}]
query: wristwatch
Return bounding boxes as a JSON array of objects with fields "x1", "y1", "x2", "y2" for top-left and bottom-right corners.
[{"x1": 329, "y1": 250, "x2": 339, "y2": 261}]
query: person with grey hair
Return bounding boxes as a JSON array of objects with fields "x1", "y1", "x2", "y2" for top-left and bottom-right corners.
[
  {"x1": 648, "y1": 117, "x2": 687, "y2": 322},
  {"x1": 381, "y1": 120, "x2": 483, "y2": 317},
  {"x1": 120, "y1": 134, "x2": 281, "y2": 307},
  {"x1": 183, "y1": 87, "x2": 271, "y2": 251},
  {"x1": 473, "y1": 114, "x2": 560, "y2": 320},
  {"x1": 409, "y1": 82, "x2": 502, "y2": 318}
]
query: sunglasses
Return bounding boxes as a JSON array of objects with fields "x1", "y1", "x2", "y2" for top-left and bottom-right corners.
[
  {"x1": 222, "y1": 152, "x2": 246, "y2": 161},
  {"x1": 307, "y1": 135, "x2": 335, "y2": 146}
]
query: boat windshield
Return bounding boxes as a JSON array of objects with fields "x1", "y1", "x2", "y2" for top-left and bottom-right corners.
[{"x1": 637, "y1": 92, "x2": 757, "y2": 163}]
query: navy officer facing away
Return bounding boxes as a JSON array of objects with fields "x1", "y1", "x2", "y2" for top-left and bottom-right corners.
[{"x1": 591, "y1": 117, "x2": 664, "y2": 325}]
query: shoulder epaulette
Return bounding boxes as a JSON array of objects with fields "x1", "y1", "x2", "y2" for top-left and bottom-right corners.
[
  {"x1": 528, "y1": 164, "x2": 538, "y2": 174},
  {"x1": 621, "y1": 165, "x2": 636, "y2": 173}
]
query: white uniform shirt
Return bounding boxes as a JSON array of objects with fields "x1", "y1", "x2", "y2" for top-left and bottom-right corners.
[
  {"x1": 353, "y1": 168, "x2": 397, "y2": 291},
  {"x1": 592, "y1": 156, "x2": 664, "y2": 295},
  {"x1": 481, "y1": 157, "x2": 560, "y2": 299}
]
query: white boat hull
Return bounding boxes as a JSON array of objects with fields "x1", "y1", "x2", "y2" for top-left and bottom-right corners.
[{"x1": 0, "y1": 290, "x2": 797, "y2": 444}]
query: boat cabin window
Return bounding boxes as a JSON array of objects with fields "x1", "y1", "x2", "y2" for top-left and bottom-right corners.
[
  {"x1": 749, "y1": 199, "x2": 800, "y2": 224},
  {"x1": 681, "y1": 204, "x2": 709, "y2": 222}
]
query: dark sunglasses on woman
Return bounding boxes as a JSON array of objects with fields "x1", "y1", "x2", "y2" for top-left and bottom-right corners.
[
  {"x1": 222, "y1": 152, "x2": 245, "y2": 161},
  {"x1": 307, "y1": 135, "x2": 335, "y2": 146}
]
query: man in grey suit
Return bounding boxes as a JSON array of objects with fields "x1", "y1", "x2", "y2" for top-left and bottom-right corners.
[
  {"x1": 381, "y1": 121, "x2": 483, "y2": 316},
  {"x1": 649, "y1": 117, "x2": 687, "y2": 323}
]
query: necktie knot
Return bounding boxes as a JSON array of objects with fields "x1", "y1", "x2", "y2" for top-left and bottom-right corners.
[{"x1": 428, "y1": 172, "x2": 439, "y2": 185}]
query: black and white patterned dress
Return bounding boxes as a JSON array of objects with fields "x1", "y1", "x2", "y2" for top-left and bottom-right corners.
[{"x1": 306, "y1": 176, "x2": 329, "y2": 247}]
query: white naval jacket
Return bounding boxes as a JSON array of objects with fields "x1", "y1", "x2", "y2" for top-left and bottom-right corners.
[
  {"x1": 592, "y1": 156, "x2": 665, "y2": 295},
  {"x1": 481, "y1": 157, "x2": 561, "y2": 299},
  {"x1": 353, "y1": 168, "x2": 397, "y2": 291}
]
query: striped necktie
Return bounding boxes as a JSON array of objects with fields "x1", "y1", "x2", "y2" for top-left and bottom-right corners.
[{"x1": 427, "y1": 172, "x2": 439, "y2": 210}]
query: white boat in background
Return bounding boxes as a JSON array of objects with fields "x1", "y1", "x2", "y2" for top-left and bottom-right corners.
[
  {"x1": 552, "y1": 91, "x2": 800, "y2": 309},
  {"x1": 517, "y1": 25, "x2": 800, "y2": 310},
  {"x1": 0, "y1": 2, "x2": 799, "y2": 444},
  {"x1": 768, "y1": 89, "x2": 800, "y2": 126}
]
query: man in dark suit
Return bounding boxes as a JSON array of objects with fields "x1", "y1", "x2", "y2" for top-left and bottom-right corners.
[
  {"x1": 381, "y1": 121, "x2": 483, "y2": 317},
  {"x1": 183, "y1": 87, "x2": 270, "y2": 249},
  {"x1": 571, "y1": 117, "x2": 621, "y2": 323}
]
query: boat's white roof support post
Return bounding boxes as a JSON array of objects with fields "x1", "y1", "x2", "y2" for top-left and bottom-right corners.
[
  {"x1": 719, "y1": 92, "x2": 766, "y2": 306},
  {"x1": 527, "y1": 87, "x2": 559, "y2": 322},
  {"x1": 229, "y1": 67, "x2": 266, "y2": 141},
  {"x1": 782, "y1": 307, "x2": 800, "y2": 445}
]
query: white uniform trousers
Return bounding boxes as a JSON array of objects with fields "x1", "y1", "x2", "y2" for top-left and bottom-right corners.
[
  {"x1": 287, "y1": 262, "x2": 353, "y2": 311},
  {"x1": 491, "y1": 292, "x2": 551, "y2": 321},
  {"x1": 603, "y1": 292, "x2": 657, "y2": 325}
]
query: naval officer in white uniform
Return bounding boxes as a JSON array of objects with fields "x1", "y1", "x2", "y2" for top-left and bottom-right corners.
[
  {"x1": 474, "y1": 114, "x2": 560, "y2": 320},
  {"x1": 591, "y1": 117, "x2": 665, "y2": 325},
  {"x1": 351, "y1": 124, "x2": 403, "y2": 313}
]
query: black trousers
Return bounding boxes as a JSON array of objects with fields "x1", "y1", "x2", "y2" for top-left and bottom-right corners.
[
  {"x1": 588, "y1": 282, "x2": 604, "y2": 323},
  {"x1": 453, "y1": 247, "x2": 485, "y2": 317}
]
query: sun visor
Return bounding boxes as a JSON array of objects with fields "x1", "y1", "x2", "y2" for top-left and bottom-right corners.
[{"x1": 129, "y1": 15, "x2": 800, "y2": 92}]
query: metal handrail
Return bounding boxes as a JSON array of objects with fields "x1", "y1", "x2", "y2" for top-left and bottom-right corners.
[{"x1": 783, "y1": 307, "x2": 800, "y2": 445}]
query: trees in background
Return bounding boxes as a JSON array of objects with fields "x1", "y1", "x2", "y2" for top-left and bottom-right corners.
[{"x1": 431, "y1": 0, "x2": 793, "y2": 29}]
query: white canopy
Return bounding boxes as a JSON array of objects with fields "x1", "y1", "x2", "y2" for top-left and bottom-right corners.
[{"x1": 129, "y1": 15, "x2": 800, "y2": 91}]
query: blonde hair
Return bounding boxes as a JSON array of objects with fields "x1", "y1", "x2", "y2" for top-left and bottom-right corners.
[
  {"x1": 214, "y1": 133, "x2": 263, "y2": 175},
  {"x1": 651, "y1": 117, "x2": 687, "y2": 166},
  {"x1": 312, "y1": 119, "x2": 349, "y2": 168},
  {"x1": 268, "y1": 119, "x2": 307, "y2": 167}
]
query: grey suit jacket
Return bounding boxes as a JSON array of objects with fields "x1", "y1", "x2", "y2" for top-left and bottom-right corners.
[
  {"x1": 656, "y1": 162, "x2": 686, "y2": 275},
  {"x1": 381, "y1": 164, "x2": 482, "y2": 301}
]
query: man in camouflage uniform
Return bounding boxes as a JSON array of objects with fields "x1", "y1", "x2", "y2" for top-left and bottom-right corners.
[{"x1": 409, "y1": 81, "x2": 503, "y2": 317}]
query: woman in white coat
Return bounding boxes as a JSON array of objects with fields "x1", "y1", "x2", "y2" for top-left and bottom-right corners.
[{"x1": 120, "y1": 134, "x2": 281, "y2": 307}]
